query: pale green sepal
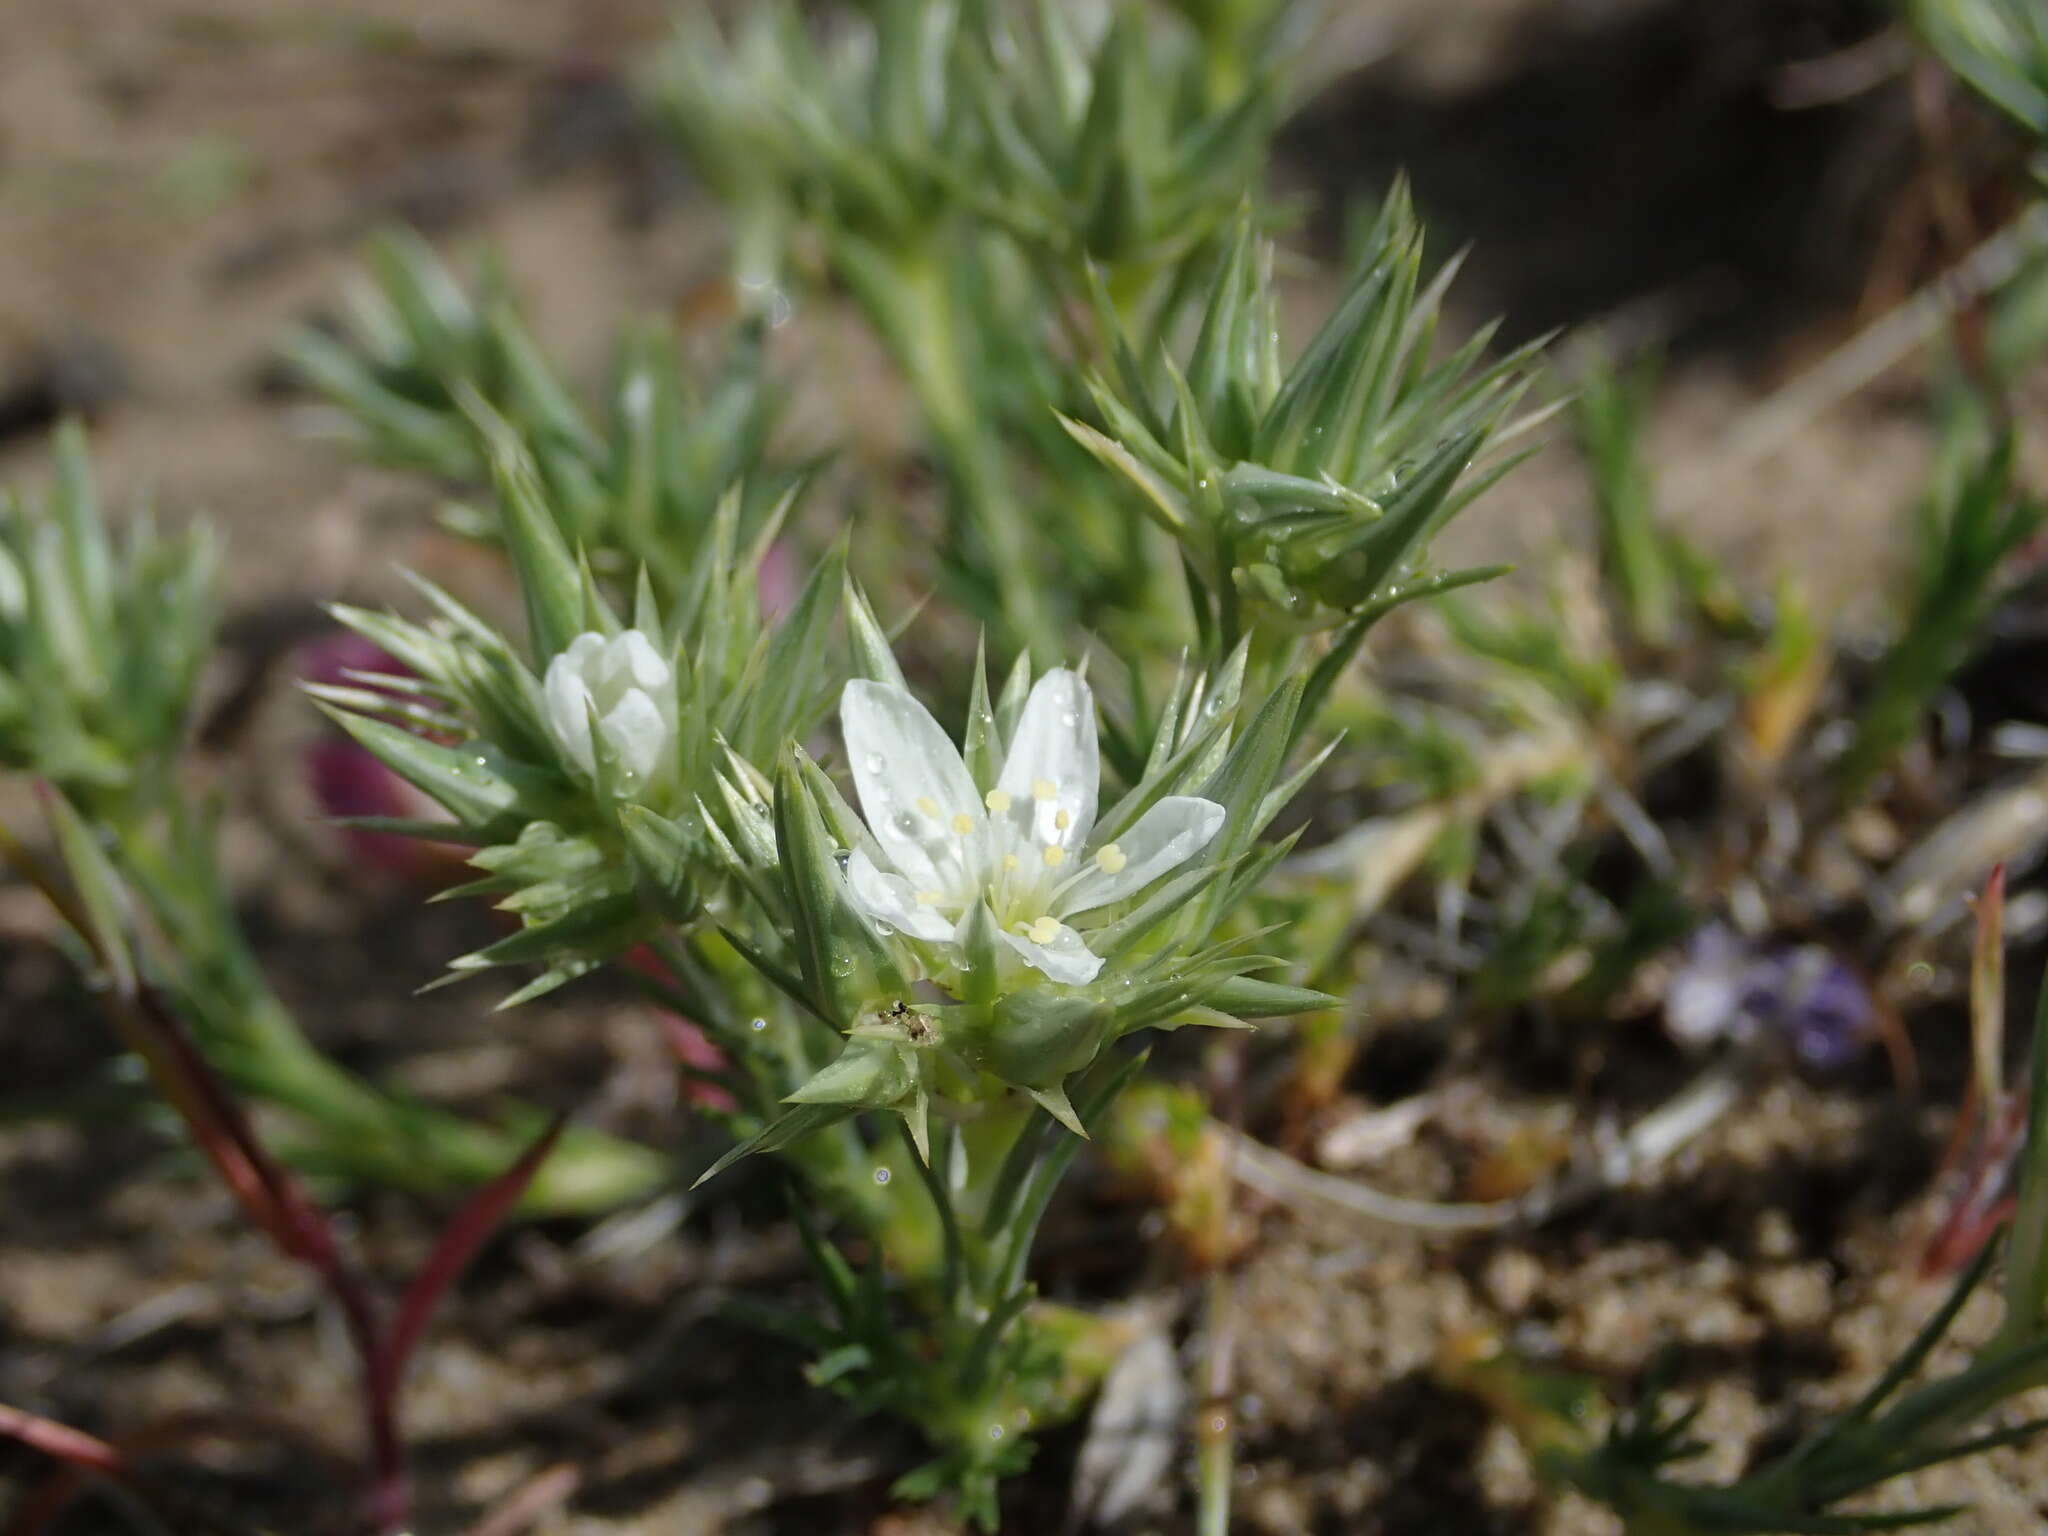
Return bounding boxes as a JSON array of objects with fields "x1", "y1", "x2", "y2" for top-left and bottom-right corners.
[
  {"x1": 785, "y1": 1036, "x2": 915, "y2": 1109},
  {"x1": 963, "y1": 633, "x2": 1000, "y2": 789},
  {"x1": 956, "y1": 899, "x2": 1002, "y2": 1006},
  {"x1": 977, "y1": 993, "x2": 1112, "y2": 1091},
  {"x1": 1026, "y1": 1082, "x2": 1086, "y2": 1138}
]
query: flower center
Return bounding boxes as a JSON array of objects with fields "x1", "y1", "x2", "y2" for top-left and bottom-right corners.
[{"x1": 884, "y1": 781, "x2": 1130, "y2": 946}]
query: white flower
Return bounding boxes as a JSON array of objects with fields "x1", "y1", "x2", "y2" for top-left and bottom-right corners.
[
  {"x1": 543, "y1": 629, "x2": 676, "y2": 786},
  {"x1": 840, "y1": 668, "x2": 1224, "y2": 986}
]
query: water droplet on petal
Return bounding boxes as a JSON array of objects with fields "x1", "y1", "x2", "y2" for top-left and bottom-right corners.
[
  {"x1": 864, "y1": 753, "x2": 885, "y2": 773},
  {"x1": 874, "y1": 1167, "x2": 891, "y2": 1185}
]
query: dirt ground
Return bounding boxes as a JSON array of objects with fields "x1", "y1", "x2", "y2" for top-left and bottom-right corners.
[{"x1": 5, "y1": 1, "x2": 2048, "y2": 1532}]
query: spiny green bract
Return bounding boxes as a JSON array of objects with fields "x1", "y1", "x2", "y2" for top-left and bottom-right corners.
[
  {"x1": 0, "y1": 421, "x2": 217, "y2": 812},
  {"x1": 320, "y1": 422, "x2": 846, "y2": 1004},
  {"x1": 1062, "y1": 186, "x2": 1541, "y2": 644},
  {"x1": 700, "y1": 636, "x2": 1334, "y2": 1182},
  {"x1": 287, "y1": 230, "x2": 787, "y2": 603}
]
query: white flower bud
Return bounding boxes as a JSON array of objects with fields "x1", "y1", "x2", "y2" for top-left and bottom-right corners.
[{"x1": 543, "y1": 629, "x2": 676, "y2": 787}]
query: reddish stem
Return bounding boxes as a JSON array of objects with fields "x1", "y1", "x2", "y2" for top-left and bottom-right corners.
[
  {"x1": 23, "y1": 796, "x2": 571, "y2": 1535},
  {"x1": 122, "y1": 983, "x2": 406, "y2": 1530},
  {"x1": 0, "y1": 1404, "x2": 125, "y2": 1477},
  {"x1": 376, "y1": 1116, "x2": 568, "y2": 1400}
]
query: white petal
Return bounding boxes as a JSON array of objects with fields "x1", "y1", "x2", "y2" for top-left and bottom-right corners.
[
  {"x1": 1000, "y1": 920, "x2": 1104, "y2": 985},
  {"x1": 846, "y1": 847, "x2": 954, "y2": 942},
  {"x1": 601, "y1": 688, "x2": 670, "y2": 782},
  {"x1": 1061, "y1": 795, "x2": 1225, "y2": 915},
  {"x1": 841, "y1": 680, "x2": 982, "y2": 890},
  {"x1": 995, "y1": 669, "x2": 1099, "y2": 852},
  {"x1": 543, "y1": 659, "x2": 597, "y2": 774},
  {"x1": 562, "y1": 631, "x2": 608, "y2": 668},
  {"x1": 609, "y1": 629, "x2": 671, "y2": 692}
]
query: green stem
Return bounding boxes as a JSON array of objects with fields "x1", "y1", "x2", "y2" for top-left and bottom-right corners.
[
  {"x1": 899, "y1": 1117, "x2": 967, "y2": 1306},
  {"x1": 1212, "y1": 540, "x2": 1244, "y2": 668},
  {"x1": 101, "y1": 809, "x2": 664, "y2": 1213},
  {"x1": 1195, "y1": 1274, "x2": 1237, "y2": 1536}
]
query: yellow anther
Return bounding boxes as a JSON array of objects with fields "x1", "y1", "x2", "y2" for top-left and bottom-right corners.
[
  {"x1": 1042, "y1": 845, "x2": 1066, "y2": 867},
  {"x1": 1028, "y1": 916, "x2": 1061, "y2": 945},
  {"x1": 1031, "y1": 778, "x2": 1057, "y2": 802},
  {"x1": 985, "y1": 789, "x2": 1013, "y2": 813},
  {"x1": 1002, "y1": 853, "x2": 1021, "y2": 871},
  {"x1": 1054, "y1": 808, "x2": 1071, "y2": 831},
  {"x1": 915, "y1": 795, "x2": 940, "y2": 817},
  {"x1": 952, "y1": 813, "x2": 974, "y2": 835},
  {"x1": 915, "y1": 890, "x2": 943, "y2": 906},
  {"x1": 1094, "y1": 843, "x2": 1127, "y2": 874}
]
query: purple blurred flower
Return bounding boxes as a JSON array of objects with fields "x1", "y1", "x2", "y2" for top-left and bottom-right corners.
[
  {"x1": 756, "y1": 539, "x2": 800, "y2": 623},
  {"x1": 1665, "y1": 924, "x2": 1762, "y2": 1048},
  {"x1": 299, "y1": 631, "x2": 462, "y2": 884},
  {"x1": 300, "y1": 631, "x2": 403, "y2": 695},
  {"x1": 1771, "y1": 947, "x2": 1874, "y2": 1071},
  {"x1": 1664, "y1": 923, "x2": 1873, "y2": 1070}
]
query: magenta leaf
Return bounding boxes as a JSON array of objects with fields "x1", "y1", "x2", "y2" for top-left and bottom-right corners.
[
  {"x1": 376, "y1": 1115, "x2": 568, "y2": 1395},
  {"x1": 0, "y1": 1404, "x2": 125, "y2": 1478}
]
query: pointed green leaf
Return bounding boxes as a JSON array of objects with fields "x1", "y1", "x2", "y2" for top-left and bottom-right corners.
[
  {"x1": 317, "y1": 707, "x2": 524, "y2": 831},
  {"x1": 742, "y1": 542, "x2": 845, "y2": 761},
  {"x1": 1200, "y1": 975, "x2": 1339, "y2": 1018},
  {"x1": 844, "y1": 577, "x2": 907, "y2": 689},
  {"x1": 40, "y1": 786, "x2": 135, "y2": 996},
  {"x1": 693, "y1": 1103, "x2": 861, "y2": 1188},
  {"x1": 1026, "y1": 1081, "x2": 1086, "y2": 1137},
  {"x1": 772, "y1": 755, "x2": 905, "y2": 1022},
  {"x1": 461, "y1": 391, "x2": 584, "y2": 662}
]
